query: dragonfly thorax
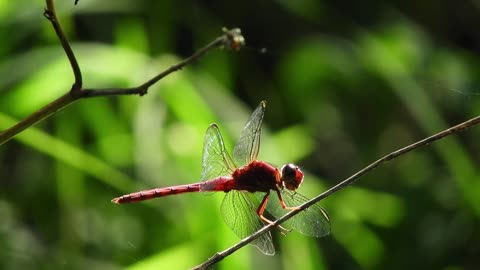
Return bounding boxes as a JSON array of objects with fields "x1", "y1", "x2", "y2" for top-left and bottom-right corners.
[{"x1": 280, "y1": 164, "x2": 304, "y2": 190}]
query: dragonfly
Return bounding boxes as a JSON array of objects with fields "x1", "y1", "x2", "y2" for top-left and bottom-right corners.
[{"x1": 112, "y1": 101, "x2": 330, "y2": 255}]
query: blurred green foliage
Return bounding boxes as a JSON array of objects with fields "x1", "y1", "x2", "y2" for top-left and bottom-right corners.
[{"x1": 1, "y1": 1, "x2": 480, "y2": 269}]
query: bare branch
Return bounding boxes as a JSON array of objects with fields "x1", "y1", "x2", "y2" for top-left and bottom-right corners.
[
  {"x1": 192, "y1": 115, "x2": 480, "y2": 269},
  {"x1": 45, "y1": 0, "x2": 82, "y2": 90},
  {"x1": 0, "y1": 0, "x2": 245, "y2": 145},
  {"x1": 81, "y1": 28, "x2": 244, "y2": 98},
  {"x1": 0, "y1": 93, "x2": 76, "y2": 145}
]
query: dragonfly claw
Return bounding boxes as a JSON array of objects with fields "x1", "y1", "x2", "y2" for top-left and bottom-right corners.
[
  {"x1": 260, "y1": 214, "x2": 292, "y2": 235},
  {"x1": 277, "y1": 224, "x2": 292, "y2": 236}
]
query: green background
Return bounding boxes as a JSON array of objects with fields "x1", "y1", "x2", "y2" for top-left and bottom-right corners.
[{"x1": 1, "y1": 1, "x2": 480, "y2": 269}]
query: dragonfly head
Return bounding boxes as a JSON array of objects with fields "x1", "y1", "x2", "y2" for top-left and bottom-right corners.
[{"x1": 280, "y1": 164, "x2": 304, "y2": 191}]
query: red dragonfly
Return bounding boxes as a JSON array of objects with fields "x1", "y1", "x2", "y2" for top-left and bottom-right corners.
[{"x1": 112, "y1": 101, "x2": 330, "y2": 255}]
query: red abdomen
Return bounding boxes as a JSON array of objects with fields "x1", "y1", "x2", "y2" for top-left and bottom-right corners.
[{"x1": 112, "y1": 183, "x2": 201, "y2": 204}]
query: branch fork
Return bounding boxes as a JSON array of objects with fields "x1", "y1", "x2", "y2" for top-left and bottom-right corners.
[{"x1": 0, "y1": 0, "x2": 244, "y2": 145}]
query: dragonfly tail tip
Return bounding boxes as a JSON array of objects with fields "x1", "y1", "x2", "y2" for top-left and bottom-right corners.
[{"x1": 111, "y1": 198, "x2": 121, "y2": 204}]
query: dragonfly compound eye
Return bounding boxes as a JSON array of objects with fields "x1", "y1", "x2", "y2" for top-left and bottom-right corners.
[{"x1": 281, "y1": 164, "x2": 304, "y2": 190}]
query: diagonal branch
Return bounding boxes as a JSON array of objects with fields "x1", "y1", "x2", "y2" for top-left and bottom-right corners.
[
  {"x1": 0, "y1": 0, "x2": 245, "y2": 145},
  {"x1": 192, "y1": 115, "x2": 480, "y2": 269},
  {"x1": 81, "y1": 28, "x2": 242, "y2": 98}
]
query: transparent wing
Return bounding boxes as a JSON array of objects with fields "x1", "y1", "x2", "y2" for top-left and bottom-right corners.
[
  {"x1": 232, "y1": 101, "x2": 266, "y2": 167},
  {"x1": 200, "y1": 124, "x2": 236, "y2": 183},
  {"x1": 221, "y1": 191, "x2": 275, "y2": 255},
  {"x1": 260, "y1": 190, "x2": 331, "y2": 237}
]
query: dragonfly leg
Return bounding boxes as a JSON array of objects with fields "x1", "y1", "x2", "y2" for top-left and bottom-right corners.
[
  {"x1": 275, "y1": 188, "x2": 300, "y2": 211},
  {"x1": 257, "y1": 191, "x2": 291, "y2": 233}
]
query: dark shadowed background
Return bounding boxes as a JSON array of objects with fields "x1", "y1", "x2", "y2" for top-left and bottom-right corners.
[{"x1": 1, "y1": 1, "x2": 480, "y2": 269}]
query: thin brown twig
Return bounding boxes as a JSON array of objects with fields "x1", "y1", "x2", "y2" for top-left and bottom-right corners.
[
  {"x1": 192, "y1": 115, "x2": 480, "y2": 269},
  {"x1": 81, "y1": 31, "x2": 235, "y2": 98},
  {"x1": 0, "y1": 0, "x2": 244, "y2": 145},
  {"x1": 45, "y1": 0, "x2": 82, "y2": 91}
]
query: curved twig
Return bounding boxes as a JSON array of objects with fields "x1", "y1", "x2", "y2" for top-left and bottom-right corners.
[
  {"x1": 45, "y1": 0, "x2": 82, "y2": 91},
  {"x1": 192, "y1": 115, "x2": 480, "y2": 269}
]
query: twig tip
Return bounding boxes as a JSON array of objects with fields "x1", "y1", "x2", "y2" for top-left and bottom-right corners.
[{"x1": 222, "y1": 27, "x2": 245, "y2": 51}]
